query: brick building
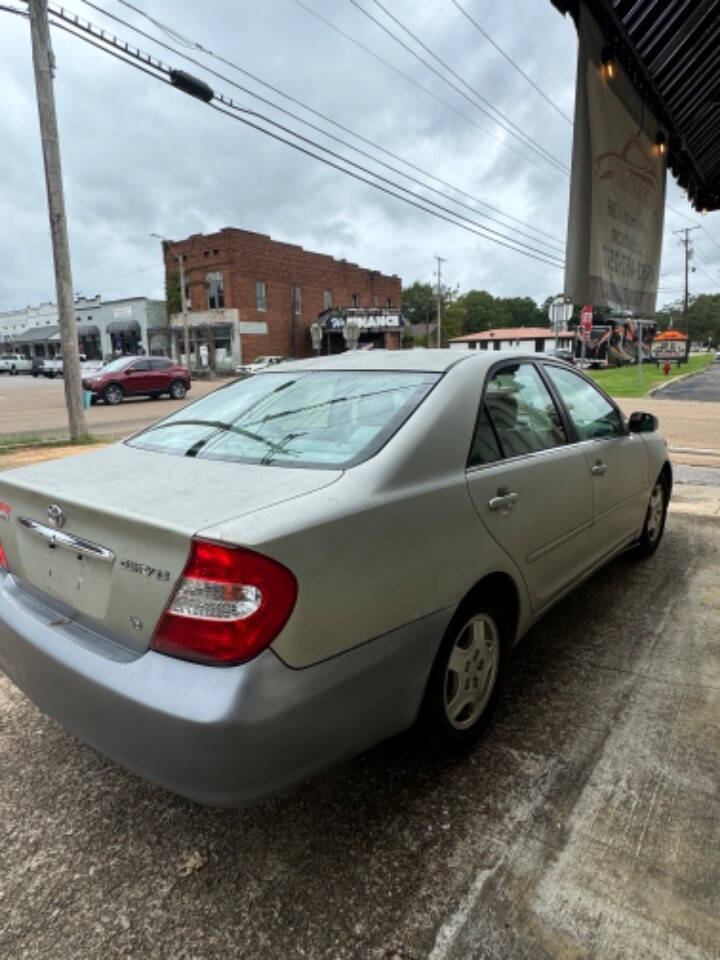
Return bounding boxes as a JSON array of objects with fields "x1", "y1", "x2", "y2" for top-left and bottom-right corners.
[{"x1": 162, "y1": 228, "x2": 403, "y2": 369}]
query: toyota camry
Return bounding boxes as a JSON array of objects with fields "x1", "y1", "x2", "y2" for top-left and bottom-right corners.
[{"x1": 0, "y1": 350, "x2": 670, "y2": 806}]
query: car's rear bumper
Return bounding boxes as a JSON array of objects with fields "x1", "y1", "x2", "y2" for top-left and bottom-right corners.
[{"x1": 0, "y1": 569, "x2": 447, "y2": 807}]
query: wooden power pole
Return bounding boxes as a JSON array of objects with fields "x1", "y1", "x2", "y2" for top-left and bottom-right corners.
[
  {"x1": 673, "y1": 225, "x2": 700, "y2": 337},
  {"x1": 28, "y1": 0, "x2": 87, "y2": 439},
  {"x1": 434, "y1": 254, "x2": 446, "y2": 348}
]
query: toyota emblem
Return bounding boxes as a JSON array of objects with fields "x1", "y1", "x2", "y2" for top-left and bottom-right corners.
[{"x1": 47, "y1": 504, "x2": 65, "y2": 529}]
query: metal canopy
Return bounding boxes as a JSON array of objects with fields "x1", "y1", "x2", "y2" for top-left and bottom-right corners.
[
  {"x1": 552, "y1": 0, "x2": 720, "y2": 210},
  {"x1": 106, "y1": 319, "x2": 141, "y2": 334}
]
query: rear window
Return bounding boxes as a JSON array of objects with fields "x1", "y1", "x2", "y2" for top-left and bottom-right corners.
[{"x1": 128, "y1": 369, "x2": 439, "y2": 469}]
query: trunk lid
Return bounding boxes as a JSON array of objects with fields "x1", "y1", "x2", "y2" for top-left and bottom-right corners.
[{"x1": 0, "y1": 443, "x2": 340, "y2": 652}]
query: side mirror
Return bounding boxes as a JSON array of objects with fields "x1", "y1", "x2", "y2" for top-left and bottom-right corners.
[{"x1": 629, "y1": 411, "x2": 658, "y2": 433}]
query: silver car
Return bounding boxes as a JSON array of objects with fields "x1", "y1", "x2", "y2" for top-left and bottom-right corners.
[{"x1": 0, "y1": 350, "x2": 670, "y2": 806}]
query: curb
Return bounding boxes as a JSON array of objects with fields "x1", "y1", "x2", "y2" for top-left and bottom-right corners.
[
  {"x1": 649, "y1": 363, "x2": 713, "y2": 396},
  {"x1": 669, "y1": 446, "x2": 720, "y2": 459}
]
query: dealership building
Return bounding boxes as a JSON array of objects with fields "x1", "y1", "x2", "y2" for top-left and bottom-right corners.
[{"x1": 162, "y1": 228, "x2": 404, "y2": 369}]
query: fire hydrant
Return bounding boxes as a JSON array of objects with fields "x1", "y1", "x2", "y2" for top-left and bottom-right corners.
[{"x1": 663, "y1": 360, "x2": 671, "y2": 376}]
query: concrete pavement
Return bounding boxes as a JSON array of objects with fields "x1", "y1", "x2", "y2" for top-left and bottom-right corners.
[{"x1": 0, "y1": 458, "x2": 719, "y2": 958}]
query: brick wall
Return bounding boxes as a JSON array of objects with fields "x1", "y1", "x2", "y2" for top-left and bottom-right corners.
[{"x1": 162, "y1": 228, "x2": 402, "y2": 361}]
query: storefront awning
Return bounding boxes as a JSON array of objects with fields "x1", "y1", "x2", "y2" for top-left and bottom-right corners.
[
  {"x1": 76, "y1": 324, "x2": 100, "y2": 336},
  {"x1": 106, "y1": 319, "x2": 141, "y2": 334}
]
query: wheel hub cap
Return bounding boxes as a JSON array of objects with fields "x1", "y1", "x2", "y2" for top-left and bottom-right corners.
[{"x1": 443, "y1": 614, "x2": 500, "y2": 730}]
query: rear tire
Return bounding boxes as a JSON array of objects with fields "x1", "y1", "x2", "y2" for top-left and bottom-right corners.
[
  {"x1": 103, "y1": 383, "x2": 124, "y2": 406},
  {"x1": 169, "y1": 380, "x2": 187, "y2": 400},
  {"x1": 419, "y1": 599, "x2": 507, "y2": 753},
  {"x1": 636, "y1": 475, "x2": 668, "y2": 557}
]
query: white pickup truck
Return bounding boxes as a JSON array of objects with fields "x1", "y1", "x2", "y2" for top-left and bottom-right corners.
[
  {"x1": 0, "y1": 353, "x2": 33, "y2": 375},
  {"x1": 36, "y1": 354, "x2": 104, "y2": 378}
]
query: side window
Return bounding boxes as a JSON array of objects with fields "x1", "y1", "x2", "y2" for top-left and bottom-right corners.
[
  {"x1": 468, "y1": 363, "x2": 566, "y2": 466},
  {"x1": 544, "y1": 365, "x2": 624, "y2": 441},
  {"x1": 130, "y1": 360, "x2": 151, "y2": 372},
  {"x1": 150, "y1": 358, "x2": 171, "y2": 370},
  {"x1": 206, "y1": 272, "x2": 225, "y2": 309}
]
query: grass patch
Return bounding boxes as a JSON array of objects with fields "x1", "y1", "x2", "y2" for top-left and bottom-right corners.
[
  {"x1": 0, "y1": 433, "x2": 106, "y2": 454},
  {"x1": 587, "y1": 353, "x2": 714, "y2": 398}
]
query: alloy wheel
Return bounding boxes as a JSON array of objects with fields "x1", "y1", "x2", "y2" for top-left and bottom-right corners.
[
  {"x1": 646, "y1": 481, "x2": 665, "y2": 543},
  {"x1": 443, "y1": 614, "x2": 500, "y2": 730}
]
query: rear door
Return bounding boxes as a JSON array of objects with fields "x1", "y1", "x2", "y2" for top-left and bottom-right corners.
[
  {"x1": 148, "y1": 357, "x2": 173, "y2": 392},
  {"x1": 466, "y1": 361, "x2": 594, "y2": 612},
  {"x1": 122, "y1": 359, "x2": 152, "y2": 395},
  {"x1": 541, "y1": 363, "x2": 646, "y2": 562}
]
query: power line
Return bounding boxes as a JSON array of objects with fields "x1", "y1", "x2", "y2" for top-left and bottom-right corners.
[
  {"x1": 353, "y1": 0, "x2": 569, "y2": 175},
  {"x1": 448, "y1": 0, "x2": 573, "y2": 125},
  {"x1": 294, "y1": 0, "x2": 569, "y2": 193},
  {"x1": 107, "y1": 0, "x2": 570, "y2": 237},
  {"x1": 78, "y1": 0, "x2": 565, "y2": 253},
  {"x1": 23, "y1": 3, "x2": 565, "y2": 271},
  {"x1": 209, "y1": 101, "x2": 564, "y2": 268},
  {"x1": 666, "y1": 203, "x2": 720, "y2": 252}
]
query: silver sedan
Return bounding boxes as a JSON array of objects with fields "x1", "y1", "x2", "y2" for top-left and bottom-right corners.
[{"x1": 0, "y1": 350, "x2": 670, "y2": 806}]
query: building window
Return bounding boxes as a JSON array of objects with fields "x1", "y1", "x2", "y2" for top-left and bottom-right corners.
[
  {"x1": 206, "y1": 272, "x2": 225, "y2": 309},
  {"x1": 256, "y1": 281, "x2": 267, "y2": 312},
  {"x1": 213, "y1": 249, "x2": 219, "y2": 256},
  {"x1": 351, "y1": 293, "x2": 358, "y2": 307},
  {"x1": 293, "y1": 285, "x2": 301, "y2": 314},
  {"x1": 387, "y1": 297, "x2": 392, "y2": 307},
  {"x1": 323, "y1": 290, "x2": 332, "y2": 311},
  {"x1": 203, "y1": 250, "x2": 209, "y2": 258}
]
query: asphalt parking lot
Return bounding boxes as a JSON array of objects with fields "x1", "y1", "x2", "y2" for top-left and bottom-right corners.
[
  {"x1": 658, "y1": 358, "x2": 720, "y2": 402},
  {"x1": 0, "y1": 372, "x2": 221, "y2": 439},
  {"x1": 1, "y1": 497, "x2": 719, "y2": 960}
]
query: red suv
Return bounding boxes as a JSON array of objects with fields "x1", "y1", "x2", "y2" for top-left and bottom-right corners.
[{"x1": 82, "y1": 356, "x2": 191, "y2": 405}]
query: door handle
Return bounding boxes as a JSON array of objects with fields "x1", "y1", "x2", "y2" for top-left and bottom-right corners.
[
  {"x1": 488, "y1": 489, "x2": 519, "y2": 511},
  {"x1": 591, "y1": 462, "x2": 607, "y2": 476}
]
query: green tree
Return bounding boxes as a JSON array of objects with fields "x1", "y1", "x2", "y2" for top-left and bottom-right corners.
[
  {"x1": 165, "y1": 270, "x2": 181, "y2": 322},
  {"x1": 459, "y1": 290, "x2": 507, "y2": 332}
]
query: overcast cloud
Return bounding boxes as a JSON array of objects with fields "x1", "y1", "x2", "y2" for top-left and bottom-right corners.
[{"x1": 0, "y1": 0, "x2": 717, "y2": 316}]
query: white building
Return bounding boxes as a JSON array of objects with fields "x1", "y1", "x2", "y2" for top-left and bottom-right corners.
[
  {"x1": 0, "y1": 296, "x2": 167, "y2": 359},
  {"x1": 449, "y1": 327, "x2": 575, "y2": 354}
]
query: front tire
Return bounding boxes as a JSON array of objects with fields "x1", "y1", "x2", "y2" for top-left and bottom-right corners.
[
  {"x1": 103, "y1": 383, "x2": 124, "y2": 405},
  {"x1": 420, "y1": 601, "x2": 506, "y2": 752},
  {"x1": 169, "y1": 380, "x2": 187, "y2": 400},
  {"x1": 636, "y1": 476, "x2": 668, "y2": 557}
]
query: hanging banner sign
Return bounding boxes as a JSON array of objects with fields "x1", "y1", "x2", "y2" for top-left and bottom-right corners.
[{"x1": 565, "y1": 6, "x2": 667, "y2": 315}]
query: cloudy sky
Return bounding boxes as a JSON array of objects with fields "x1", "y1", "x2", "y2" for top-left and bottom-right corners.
[{"x1": 1, "y1": 0, "x2": 718, "y2": 317}]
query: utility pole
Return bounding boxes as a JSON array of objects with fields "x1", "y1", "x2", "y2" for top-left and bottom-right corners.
[
  {"x1": 434, "y1": 255, "x2": 446, "y2": 348},
  {"x1": 674, "y1": 226, "x2": 700, "y2": 337},
  {"x1": 28, "y1": 0, "x2": 87, "y2": 439}
]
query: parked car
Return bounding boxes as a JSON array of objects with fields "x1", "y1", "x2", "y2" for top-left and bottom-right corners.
[
  {"x1": 0, "y1": 353, "x2": 32, "y2": 375},
  {"x1": 547, "y1": 348, "x2": 576, "y2": 366},
  {"x1": 0, "y1": 351, "x2": 670, "y2": 806},
  {"x1": 235, "y1": 355, "x2": 286, "y2": 376},
  {"x1": 38, "y1": 353, "x2": 101, "y2": 378},
  {"x1": 81, "y1": 355, "x2": 191, "y2": 404}
]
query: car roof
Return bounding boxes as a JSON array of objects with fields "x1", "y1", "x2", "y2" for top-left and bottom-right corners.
[{"x1": 266, "y1": 349, "x2": 542, "y2": 375}]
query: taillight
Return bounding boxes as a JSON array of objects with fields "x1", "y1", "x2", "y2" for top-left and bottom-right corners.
[
  {"x1": 151, "y1": 539, "x2": 297, "y2": 666},
  {"x1": 0, "y1": 541, "x2": 7, "y2": 571}
]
